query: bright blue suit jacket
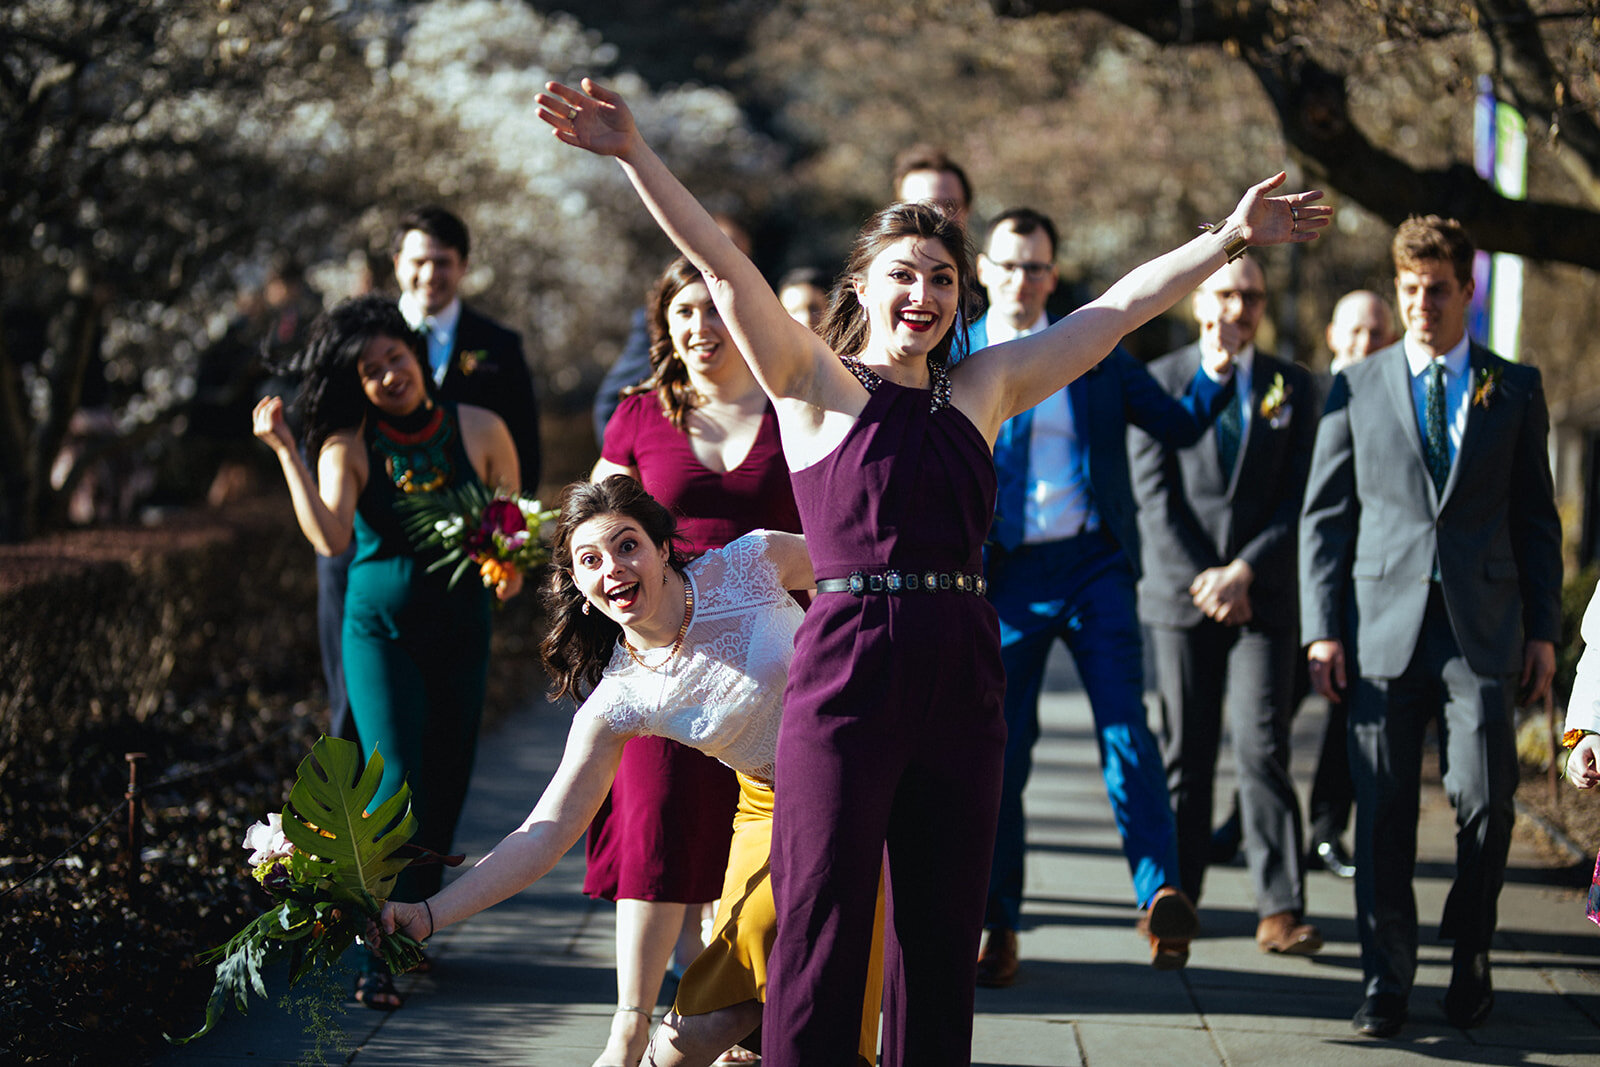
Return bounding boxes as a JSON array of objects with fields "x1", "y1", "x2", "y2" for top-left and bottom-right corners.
[{"x1": 964, "y1": 313, "x2": 1231, "y2": 578}]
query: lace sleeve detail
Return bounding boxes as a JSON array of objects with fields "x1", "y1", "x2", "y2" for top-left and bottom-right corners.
[
  {"x1": 689, "y1": 532, "x2": 791, "y2": 618},
  {"x1": 587, "y1": 647, "x2": 653, "y2": 735}
]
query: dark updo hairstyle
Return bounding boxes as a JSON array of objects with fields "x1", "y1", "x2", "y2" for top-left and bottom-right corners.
[
  {"x1": 280, "y1": 293, "x2": 430, "y2": 451},
  {"x1": 818, "y1": 201, "x2": 980, "y2": 369},
  {"x1": 621, "y1": 256, "x2": 711, "y2": 432},
  {"x1": 539, "y1": 475, "x2": 693, "y2": 703}
]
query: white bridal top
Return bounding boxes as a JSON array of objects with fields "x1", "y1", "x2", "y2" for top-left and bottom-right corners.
[{"x1": 587, "y1": 531, "x2": 802, "y2": 784}]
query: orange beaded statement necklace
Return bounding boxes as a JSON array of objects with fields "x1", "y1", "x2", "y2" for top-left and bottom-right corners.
[{"x1": 622, "y1": 574, "x2": 694, "y2": 672}]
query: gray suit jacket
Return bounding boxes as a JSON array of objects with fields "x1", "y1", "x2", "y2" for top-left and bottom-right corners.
[
  {"x1": 1132, "y1": 345, "x2": 1317, "y2": 631},
  {"x1": 1298, "y1": 341, "x2": 1562, "y2": 678}
]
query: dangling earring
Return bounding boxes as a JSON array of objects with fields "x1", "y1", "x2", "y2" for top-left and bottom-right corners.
[
  {"x1": 582, "y1": 600, "x2": 591, "y2": 615},
  {"x1": 663, "y1": 573, "x2": 668, "y2": 585}
]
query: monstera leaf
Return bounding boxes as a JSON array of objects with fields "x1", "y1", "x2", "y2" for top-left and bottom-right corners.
[{"x1": 279, "y1": 736, "x2": 416, "y2": 911}]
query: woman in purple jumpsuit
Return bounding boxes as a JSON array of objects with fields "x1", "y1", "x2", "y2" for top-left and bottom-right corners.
[{"x1": 536, "y1": 77, "x2": 1328, "y2": 1066}]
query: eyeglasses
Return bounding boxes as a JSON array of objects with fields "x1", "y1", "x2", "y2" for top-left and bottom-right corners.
[{"x1": 990, "y1": 261, "x2": 1054, "y2": 281}]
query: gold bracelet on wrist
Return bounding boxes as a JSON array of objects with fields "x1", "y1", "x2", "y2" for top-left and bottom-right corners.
[
  {"x1": 1563, "y1": 728, "x2": 1595, "y2": 749},
  {"x1": 1200, "y1": 219, "x2": 1250, "y2": 263}
]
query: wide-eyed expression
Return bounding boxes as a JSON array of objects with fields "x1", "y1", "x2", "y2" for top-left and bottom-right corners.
[
  {"x1": 668, "y1": 281, "x2": 731, "y2": 382},
  {"x1": 854, "y1": 236, "x2": 960, "y2": 360},
  {"x1": 357, "y1": 334, "x2": 427, "y2": 417},
  {"x1": 1396, "y1": 261, "x2": 1472, "y2": 356},
  {"x1": 569, "y1": 514, "x2": 670, "y2": 627}
]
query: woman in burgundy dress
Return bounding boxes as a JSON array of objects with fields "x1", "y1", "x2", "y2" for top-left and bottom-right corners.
[
  {"x1": 538, "y1": 77, "x2": 1328, "y2": 1066},
  {"x1": 587, "y1": 256, "x2": 801, "y2": 1066}
]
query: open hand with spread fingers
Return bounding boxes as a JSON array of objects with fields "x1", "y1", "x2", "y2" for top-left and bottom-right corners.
[
  {"x1": 535, "y1": 77, "x2": 639, "y2": 160},
  {"x1": 1227, "y1": 172, "x2": 1332, "y2": 248}
]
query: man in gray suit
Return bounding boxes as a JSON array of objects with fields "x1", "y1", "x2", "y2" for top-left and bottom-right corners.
[
  {"x1": 1132, "y1": 255, "x2": 1323, "y2": 957},
  {"x1": 1300, "y1": 215, "x2": 1561, "y2": 1038}
]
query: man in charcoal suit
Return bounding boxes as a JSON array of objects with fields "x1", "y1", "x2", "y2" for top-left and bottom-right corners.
[
  {"x1": 970, "y1": 208, "x2": 1236, "y2": 983},
  {"x1": 317, "y1": 205, "x2": 542, "y2": 744},
  {"x1": 1300, "y1": 215, "x2": 1561, "y2": 1038},
  {"x1": 1131, "y1": 254, "x2": 1323, "y2": 957}
]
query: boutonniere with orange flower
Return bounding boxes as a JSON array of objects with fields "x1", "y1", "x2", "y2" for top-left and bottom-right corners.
[
  {"x1": 1473, "y1": 365, "x2": 1502, "y2": 409},
  {"x1": 458, "y1": 349, "x2": 488, "y2": 376},
  {"x1": 1259, "y1": 373, "x2": 1293, "y2": 428}
]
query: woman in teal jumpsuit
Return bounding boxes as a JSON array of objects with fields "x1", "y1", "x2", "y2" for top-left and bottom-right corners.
[{"x1": 253, "y1": 294, "x2": 522, "y2": 1009}]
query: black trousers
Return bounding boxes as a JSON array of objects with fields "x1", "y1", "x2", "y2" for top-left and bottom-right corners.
[{"x1": 1348, "y1": 586, "x2": 1518, "y2": 998}]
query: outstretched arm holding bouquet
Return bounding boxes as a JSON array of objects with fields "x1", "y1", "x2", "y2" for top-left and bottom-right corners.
[{"x1": 377, "y1": 478, "x2": 839, "y2": 1067}]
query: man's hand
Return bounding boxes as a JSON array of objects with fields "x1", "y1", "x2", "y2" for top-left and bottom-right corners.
[
  {"x1": 1307, "y1": 639, "x2": 1346, "y2": 703},
  {"x1": 1521, "y1": 639, "x2": 1556, "y2": 706},
  {"x1": 1567, "y1": 733, "x2": 1600, "y2": 789},
  {"x1": 1190, "y1": 559, "x2": 1253, "y2": 625}
]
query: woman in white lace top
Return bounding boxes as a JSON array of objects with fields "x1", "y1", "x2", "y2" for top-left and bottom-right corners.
[{"x1": 376, "y1": 476, "x2": 882, "y2": 1066}]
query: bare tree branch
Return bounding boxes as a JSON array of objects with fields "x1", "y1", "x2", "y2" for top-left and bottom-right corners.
[{"x1": 991, "y1": 0, "x2": 1600, "y2": 269}]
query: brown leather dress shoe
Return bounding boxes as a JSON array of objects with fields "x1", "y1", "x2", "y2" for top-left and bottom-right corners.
[
  {"x1": 975, "y1": 927, "x2": 1019, "y2": 988},
  {"x1": 1256, "y1": 911, "x2": 1323, "y2": 955},
  {"x1": 1139, "y1": 886, "x2": 1198, "y2": 970}
]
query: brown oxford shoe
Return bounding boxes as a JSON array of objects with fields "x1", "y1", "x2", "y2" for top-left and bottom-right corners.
[
  {"x1": 1256, "y1": 911, "x2": 1323, "y2": 955},
  {"x1": 975, "y1": 927, "x2": 1019, "y2": 988},
  {"x1": 1138, "y1": 886, "x2": 1198, "y2": 970}
]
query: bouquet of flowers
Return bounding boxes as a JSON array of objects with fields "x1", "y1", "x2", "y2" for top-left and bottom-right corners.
[
  {"x1": 174, "y1": 737, "x2": 446, "y2": 1043},
  {"x1": 395, "y1": 480, "x2": 557, "y2": 590}
]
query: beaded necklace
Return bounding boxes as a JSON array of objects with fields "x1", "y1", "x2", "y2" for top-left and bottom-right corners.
[
  {"x1": 622, "y1": 574, "x2": 694, "y2": 672},
  {"x1": 839, "y1": 355, "x2": 953, "y2": 412},
  {"x1": 370, "y1": 403, "x2": 455, "y2": 494}
]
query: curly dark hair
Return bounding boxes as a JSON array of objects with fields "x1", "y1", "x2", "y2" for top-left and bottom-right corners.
[
  {"x1": 539, "y1": 475, "x2": 693, "y2": 703},
  {"x1": 278, "y1": 294, "x2": 431, "y2": 451},
  {"x1": 621, "y1": 256, "x2": 709, "y2": 432},
  {"x1": 818, "y1": 201, "x2": 979, "y2": 369}
]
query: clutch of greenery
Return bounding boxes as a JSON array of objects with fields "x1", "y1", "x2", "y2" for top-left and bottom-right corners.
[
  {"x1": 395, "y1": 480, "x2": 557, "y2": 590},
  {"x1": 172, "y1": 736, "x2": 427, "y2": 1043}
]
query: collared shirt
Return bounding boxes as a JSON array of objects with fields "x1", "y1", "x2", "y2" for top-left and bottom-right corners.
[
  {"x1": 399, "y1": 294, "x2": 462, "y2": 385},
  {"x1": 991, "y1": 312, "x2": 1098, "y2": 543},
  {"x1": 1404, "y1": 333, "x2": 1471, "y2": 465}
]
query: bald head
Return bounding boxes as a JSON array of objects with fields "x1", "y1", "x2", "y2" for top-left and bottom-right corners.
[{"x1": 1325, "y1": 290, "x2": 1397, "y2": 373}]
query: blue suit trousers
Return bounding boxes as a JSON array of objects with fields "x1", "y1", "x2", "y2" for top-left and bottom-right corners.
[{"x1": 986, "y1": 530, "x2": 1181, "y2": 929}]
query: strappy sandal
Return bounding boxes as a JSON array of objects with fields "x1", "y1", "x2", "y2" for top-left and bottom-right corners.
[{"x1": 354, "y1": 970, "x2": 403, "y2": 1011}]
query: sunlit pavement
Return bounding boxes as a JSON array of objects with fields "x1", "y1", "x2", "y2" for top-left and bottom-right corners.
[{"x1": 159, "y1": 645, "x2": 1600, "y2": 1066}]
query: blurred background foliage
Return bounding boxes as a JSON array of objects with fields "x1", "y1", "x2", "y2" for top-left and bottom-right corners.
[{"x1": 4, "y1": 0, "x2": 1598, "y2": 539}]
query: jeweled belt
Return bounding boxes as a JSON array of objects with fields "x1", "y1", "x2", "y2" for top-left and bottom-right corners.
[{"x1": 814, "y1": 569, "x2": 988, "y2": 597}]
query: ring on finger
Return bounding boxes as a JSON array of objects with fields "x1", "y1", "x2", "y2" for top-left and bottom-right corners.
[{"x1": 1290, "y1": 204, "x2": 1299, "y2": 222}]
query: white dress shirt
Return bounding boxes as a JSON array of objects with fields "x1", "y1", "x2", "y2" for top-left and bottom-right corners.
[{"x1": 399, "y1": 293, "x2": 462, "y2": 385}]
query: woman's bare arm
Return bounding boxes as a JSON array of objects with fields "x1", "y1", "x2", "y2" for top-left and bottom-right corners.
[
  {"x1": 535, "y1": 79, "x2": 839, "y2": 411},
  {"x1": 955, "y1": 173, "x2": 1328, "y2": 441}
]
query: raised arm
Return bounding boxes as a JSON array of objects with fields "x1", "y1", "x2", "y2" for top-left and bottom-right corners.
[
  {"x1": 376, "y1": 704, "x2": 629, "y2": 942},
  {"x1": 252, "y1": 395, "x2": 361, "y2": 556},
  {"x1": 955, "y1": 173, "x2": 1329, "y2": 439},
  {"x1": 535, "y1": 79, "x2": 830, "y2": 407}
]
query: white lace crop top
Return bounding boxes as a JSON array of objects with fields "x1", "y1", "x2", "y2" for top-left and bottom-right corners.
[{"x1": 583, "y1": 531, "x2": 803, "y2": 784}]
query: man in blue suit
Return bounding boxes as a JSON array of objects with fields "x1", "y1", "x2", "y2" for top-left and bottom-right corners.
[{"x1": 970, "y1": 208, "x2": 1234, "y2": 984}]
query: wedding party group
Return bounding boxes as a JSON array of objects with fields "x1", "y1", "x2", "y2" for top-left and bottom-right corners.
[{"x1": 247, "y1": 72, "x2": 1583, "y2": 1067}]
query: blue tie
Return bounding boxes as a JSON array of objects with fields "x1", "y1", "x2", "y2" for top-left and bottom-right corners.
[
  {"x1": 1214, "y1": 388, "x2": 1243, "y2": 478},
  {"x1": 992, "y1": 407, "x2": 1033, "y2": 550},
  {"x1": 1424, "y1": 360, "x2": 1449, "y2": 496}
]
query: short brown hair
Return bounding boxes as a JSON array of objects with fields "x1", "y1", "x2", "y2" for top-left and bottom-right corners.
[
  {"x1": 1392, "y1": 215, "x2": 1474, "y2": 287},
  {"x1": 891, "y1": 144, "x2": 972, "y2": 209}
]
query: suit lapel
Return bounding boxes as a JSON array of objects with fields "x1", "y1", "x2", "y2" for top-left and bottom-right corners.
[
  {"x1": 1440, "y1": 343, "x2": 1491, "y2": 507},
  {"x1": 1379, "y1": 345, "x2": 1431, "y2": 499}
]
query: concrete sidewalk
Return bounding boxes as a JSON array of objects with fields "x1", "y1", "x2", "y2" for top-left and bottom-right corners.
[{"x1": 160, "y1": 649, "x2": 1600, "y2": 1066}]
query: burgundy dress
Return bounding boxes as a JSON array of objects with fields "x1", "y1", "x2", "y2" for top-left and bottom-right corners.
[
  {"x1": 585, "y1": 391, "x2": 803, "y2": 902},
  {"x1": 764, "y1": 364, "x2": 1006, "y2": 1067}
]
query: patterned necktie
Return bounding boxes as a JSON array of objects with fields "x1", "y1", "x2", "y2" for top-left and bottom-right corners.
[
  {"x1": 1214, "y1": 389, "x2": 1243, "y2": 478},
  {"x1": 1424, "y1": 360, "x2": 1449, "y2": 495}
]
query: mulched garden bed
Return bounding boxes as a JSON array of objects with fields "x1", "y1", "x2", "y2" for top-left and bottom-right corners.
[{"x1": 0, "y1": 497, "x2": 547, "y2": 1064}]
